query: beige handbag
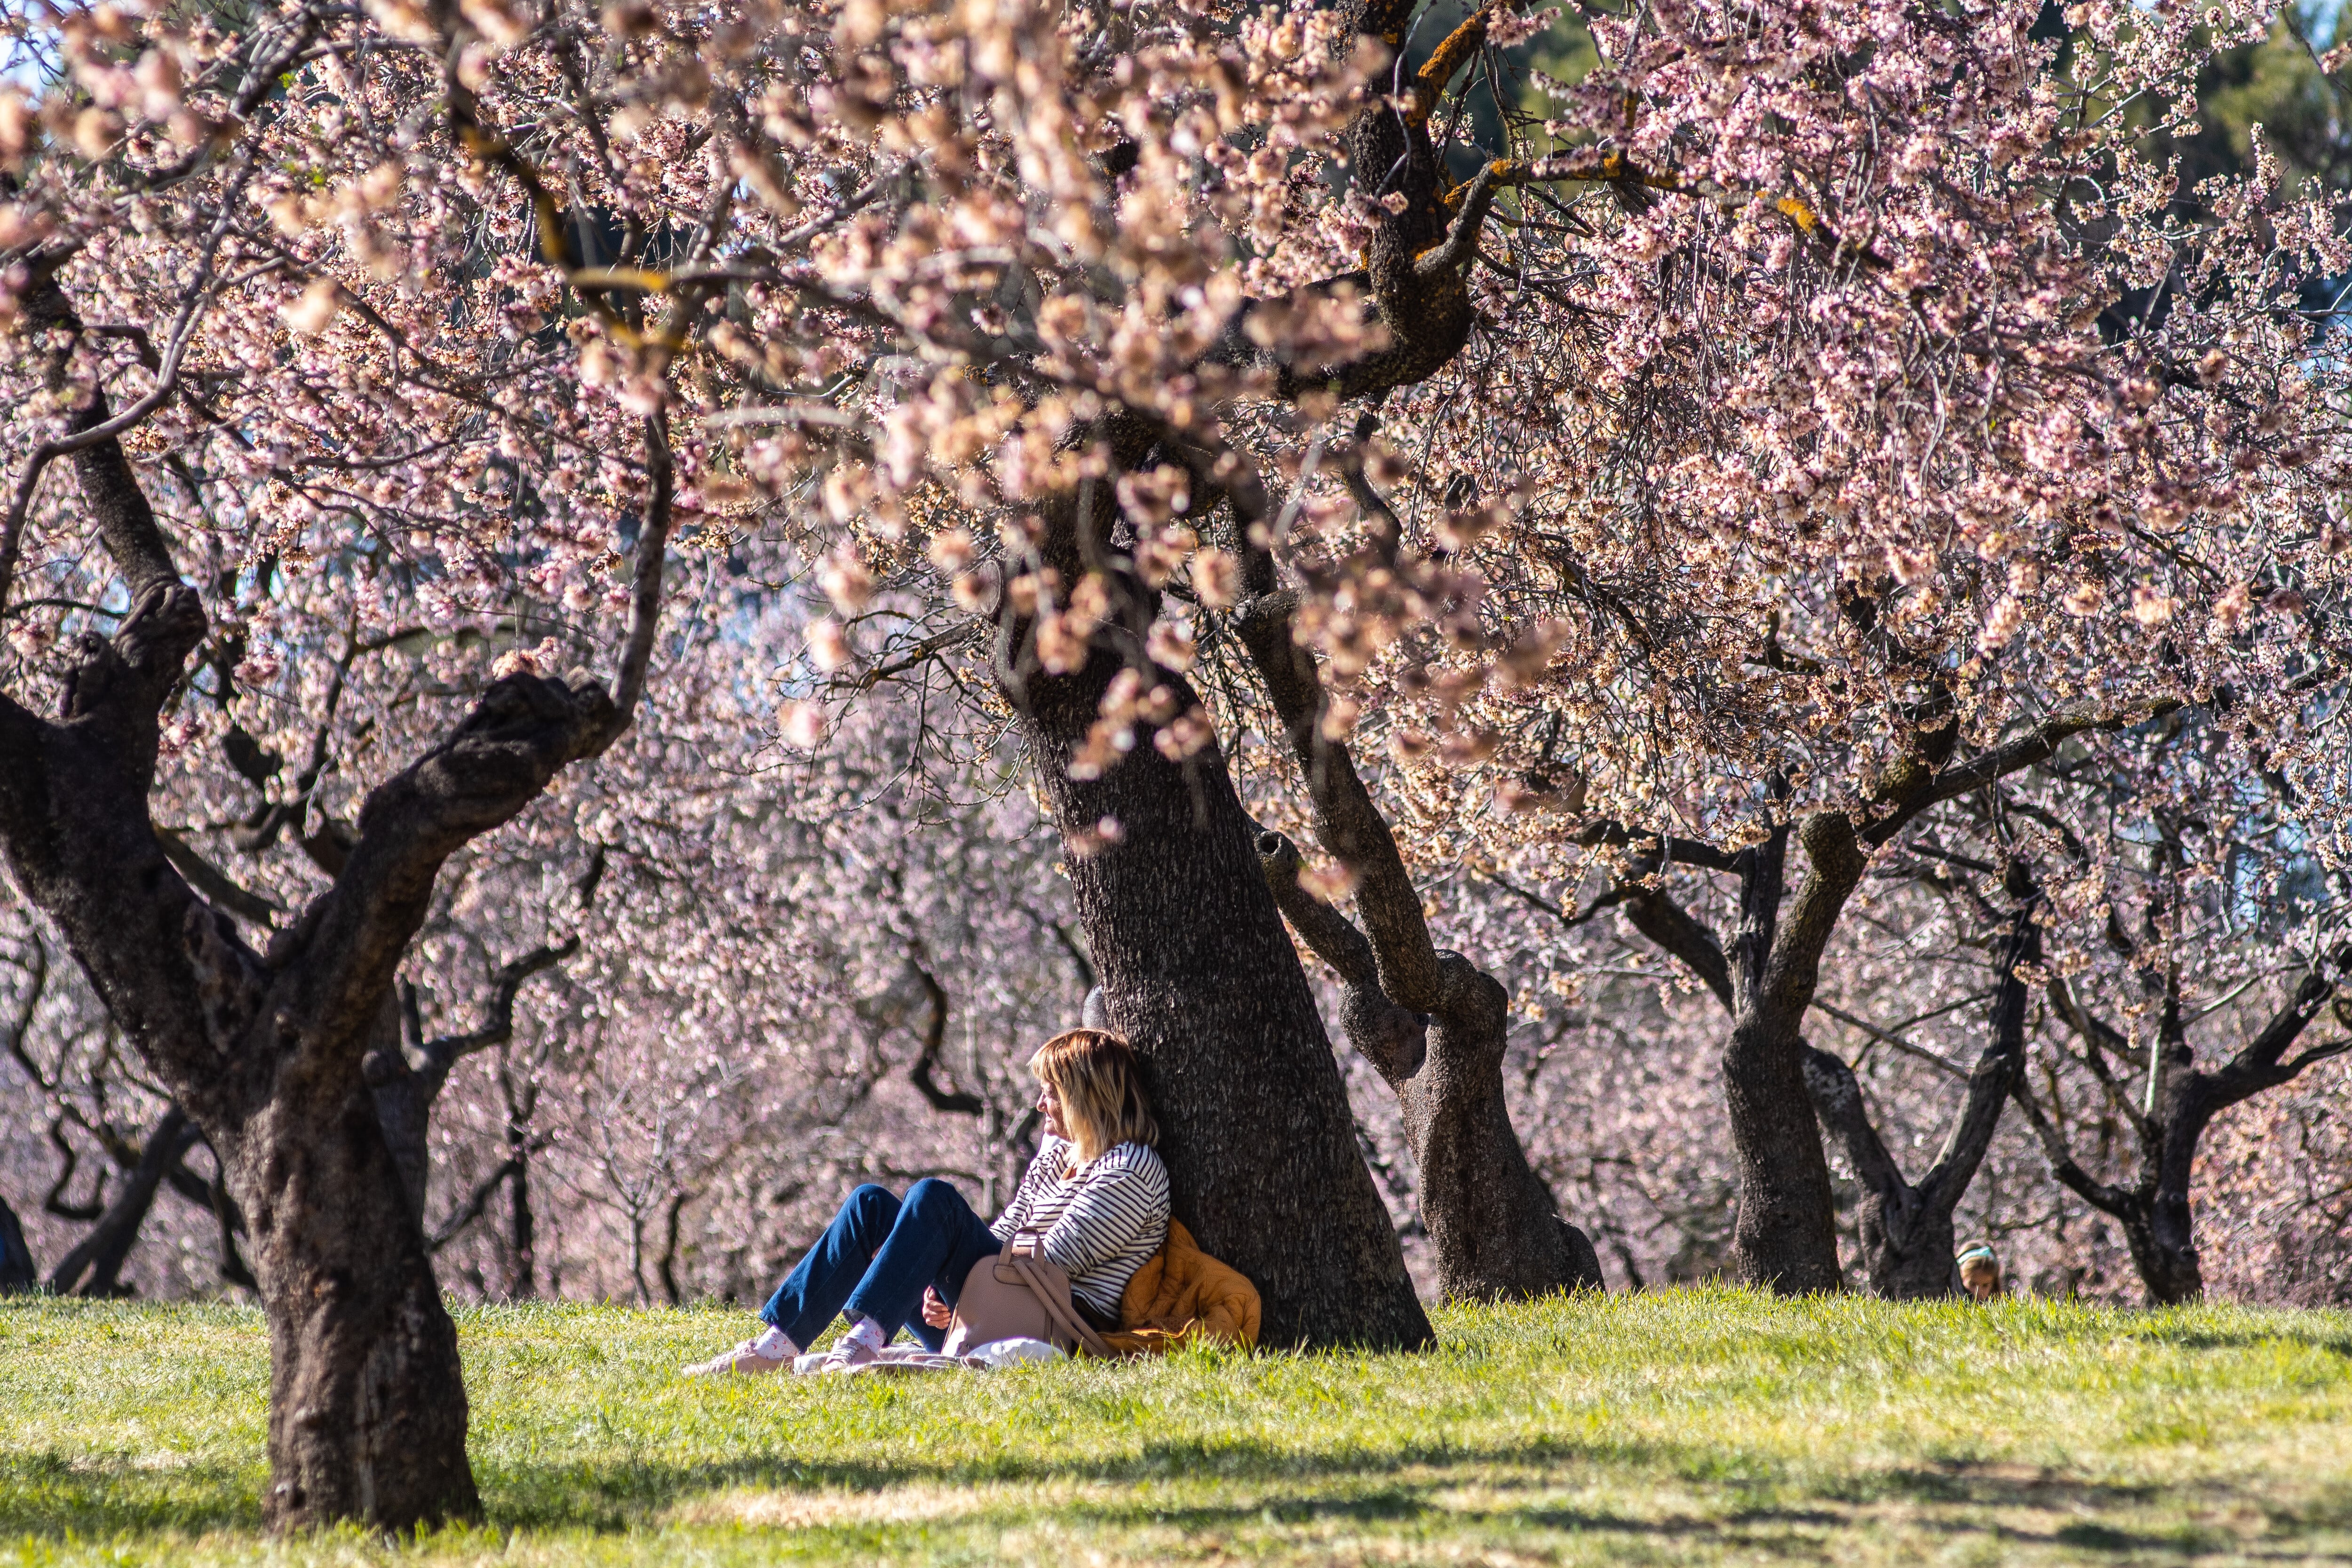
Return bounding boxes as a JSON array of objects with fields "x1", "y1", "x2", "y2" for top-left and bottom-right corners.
[{"x1": 942, "y1": 1229, "x2": 1115, "y2": 1358}]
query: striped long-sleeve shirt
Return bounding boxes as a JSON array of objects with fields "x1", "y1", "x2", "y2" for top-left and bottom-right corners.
[{"x1": 993, "y1": 1135, "x2": 1170, "y2": 1321}]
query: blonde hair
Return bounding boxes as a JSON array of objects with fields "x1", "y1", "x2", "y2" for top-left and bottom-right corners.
[{"x1": 1030, "y1": 1028, "x2": 1158, "y2": 1164}]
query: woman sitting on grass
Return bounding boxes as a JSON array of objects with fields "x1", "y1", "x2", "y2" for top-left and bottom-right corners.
[{"x1": 685, "y1": 1027, "x2": 1169, "y2": 1375}]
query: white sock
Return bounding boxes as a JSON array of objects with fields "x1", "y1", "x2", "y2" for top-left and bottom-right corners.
[
  {"x1": 751, "y1": 1326, "x2": 796, "y2": 1360},
  {"x1": 839, "y1": 1315, "x2": 890, "y2": 1354}
]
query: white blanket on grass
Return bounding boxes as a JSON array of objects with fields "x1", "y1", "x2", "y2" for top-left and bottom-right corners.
[{"x1": 791, "y1": 1337, "x2": 1065, "y2": 1375}]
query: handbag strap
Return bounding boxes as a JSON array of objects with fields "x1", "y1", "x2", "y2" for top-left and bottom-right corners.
[{"x1": 1005, "y1": 1250, "x2": 1116, "y2": 1359}]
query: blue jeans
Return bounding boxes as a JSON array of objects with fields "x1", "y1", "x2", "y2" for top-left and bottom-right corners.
[{"x1": 759, "y1": 1180, "x2": 1002, "y2": 1351}]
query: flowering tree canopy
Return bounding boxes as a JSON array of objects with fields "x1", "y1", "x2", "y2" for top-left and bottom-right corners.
[{"x1": 5, "y1": 0, "x2": 2352, "y2": 1531}]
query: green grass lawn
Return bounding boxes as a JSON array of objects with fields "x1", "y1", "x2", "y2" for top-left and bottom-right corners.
[{"x1": 3, "y1": 1291, "x2": 2350, "y2": 1565}]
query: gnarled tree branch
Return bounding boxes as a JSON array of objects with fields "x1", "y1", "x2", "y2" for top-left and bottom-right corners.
[{"x1": 1257, "y1": 829, "x2": 1428, "y2": 1084}]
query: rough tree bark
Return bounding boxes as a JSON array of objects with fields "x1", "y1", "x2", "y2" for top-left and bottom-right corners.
[
  {"x1": 2013, "y1": 954, "x2": 2348, "y2": 1304},
  {"x1": 1801, "y1": 864, "x2": 2039, "y2": 1298},
  {"x1": 0, "y1": 262, "x2": 677, "y2": 1527},
  {"x1": 0, "y1": 935, "x2": 47, "y2": 1293},
  {"x1": 1596, "y1": 817, "x2": 1852, "y2": 1293},
  {"x1": 1259, "y1": 833, "x2": 1603, "y2": 1297},
  {"x1": 994, "y1": 415, "x2": 1430, "y2": 1351},
  {"x1": 1717, "y1": 817, "x2": 1852, "y2": 1293}
]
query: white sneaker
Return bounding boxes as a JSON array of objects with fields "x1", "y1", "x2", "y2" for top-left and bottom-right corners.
[
  {"x1": 815, "y1": 1337, "x2": 879, "y2": 1375},
  {"x1": 681, "y1": 1340, "x2": 787, "y2": 1377}
]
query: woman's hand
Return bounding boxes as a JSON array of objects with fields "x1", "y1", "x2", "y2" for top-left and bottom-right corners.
[{"x1": 921, "y1": 1286, "x2": 953, "y2": 1329}]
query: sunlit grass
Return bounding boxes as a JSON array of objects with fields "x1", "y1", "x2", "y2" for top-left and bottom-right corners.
[{"x1": 4, "y1": 1289, "x2": 2349, "y2": 1563}]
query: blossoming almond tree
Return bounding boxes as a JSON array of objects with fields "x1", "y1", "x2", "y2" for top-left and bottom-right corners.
[
  {"x1": 0, "y1": 267, "x2": 666, "y2": 1527},
  {"x1": 1219, "y1": 0, "x2": 2352, "y2": 1291},
  {"x1": 0, "y1": 0, "x2": 708, "y2": 1522},
  {"x1": 1993, "y1": 716, "x2": 2352, "y2": 1304},
  {"x1": 970, "y1": 0, "x2": 1615, "y2": 1308}
]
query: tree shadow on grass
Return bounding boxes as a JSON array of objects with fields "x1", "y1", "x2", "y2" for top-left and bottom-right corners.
[
  {"x1": 1069, "y1": 1492, "x2": 1846, "y2": 1536},
  {"x1": 939, "y1": 1472, "x2": 2346, "y2": 1562},
  {"x1": 0, "y1": 1451, "x2": 266, "y2": 1537},
  {"x1": 9, "y1": 1431, "x2": 2348, "y2": 1556},
  {"x1": 474, "y1": 1434, "x2": 1691, "y2": 1531},
  {"x1": 470, "y1": 1433, "x2": 2352, "y2": 1564},
  {"x1": 982, "y1": 1489, "x2": 1864, "y2": 1566},
  {"x1": 1852, "y1": 1465, "x2": 2352, "y2": 1560},
  {"x1": 1840, "y1": 1460, "x2": 2160, "y2": 1510},
  {"x1": 1856, "y1": 1463, "x2": 2352, "y2": 1555},
  {"x1": 2121, "y1": 1320, "x2": 2352, "y2": 1359},
  {"x1": 0, "y1": 1439, "x2": 1556, "y2": 1542}
]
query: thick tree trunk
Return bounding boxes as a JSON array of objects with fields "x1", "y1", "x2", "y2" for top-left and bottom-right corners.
[
  {"x1": 658, "y1": 1191, "x2": 689, "y2": 1305},
  {"x1": 2134, "y1": 1074, "x2": 2211, "y2": 1305},
  {"x1": 1803, "y1": 1041, "x2": 1974, "y2": 1300},
  {"x1": 2117, "y1": 1197, "x2": 2202, "y2": 1304},
  {"x1": 1260, "y1": 834, "x2": 1601, "y2": 1299},
  {"x1": 1016, "y1": 693, "x2": 1431, "y2": 1348},
  {"x1": 1857, "y1": 1197, "x2": 1959, "y2": 1299},
  {"x1": 1717, "y1": 817, "x2": 1850, "y2": 1293},
  {"x1": 1409, "y1": 968, "x2": 1605, "y2": 1297},
  {"x1": 1723, "y1": 1014, "x2": 1844, "y2": 1292},
  {"x1": 2, "y1": 605, "x2": 497, "y2": 1525},
  {"x1": 1802, "y1": 1065, "x2": 1967, "y2": 1301},
  {"x1": 998, "y1": 418, "x2": 1429, "y2": 1351},
  {"x1": 0, "y1": 510, "x2": 611, "y2": 1534},
  {"x1": 230, "y1": 1083, "x2": 478, "y2": 1528}
]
